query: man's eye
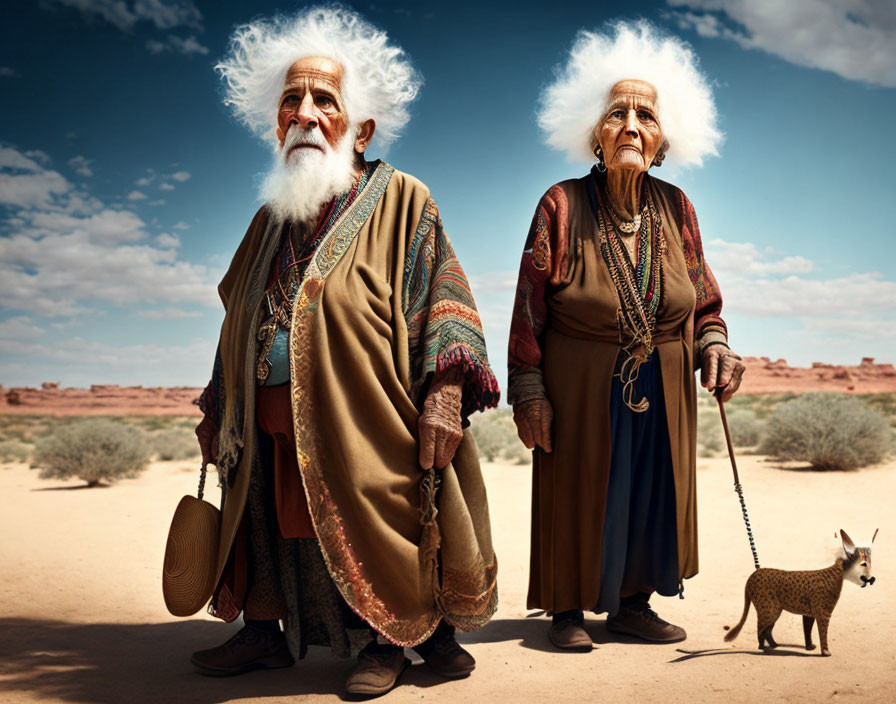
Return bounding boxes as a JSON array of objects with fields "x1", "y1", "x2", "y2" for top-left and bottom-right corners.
[
  {"x1": 316, "y1": 96, "x2": 334, "y2": 108},
  {"x1": 281, "y1": 95, "x2": 299, "y2": 107},
  {"x1": 609, "y1": 110, "x2": 624, "y2": 119}
]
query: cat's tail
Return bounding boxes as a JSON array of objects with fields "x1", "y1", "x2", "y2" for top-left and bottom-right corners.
[{"x1": 724, "y1": 587, "x2": 751, "y2": 642}]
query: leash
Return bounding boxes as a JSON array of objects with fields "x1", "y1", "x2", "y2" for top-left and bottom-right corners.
[{"x1": 716, "y1": 389, "x2": 760, "y2": 570}]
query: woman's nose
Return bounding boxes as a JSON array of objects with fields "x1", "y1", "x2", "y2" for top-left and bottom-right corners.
[{"x1": 624, "y1": 109, "x2": 638, "y2": 135}]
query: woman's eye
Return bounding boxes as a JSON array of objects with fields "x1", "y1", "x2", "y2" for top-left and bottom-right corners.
[{"x1": 638, "y1": 111, "x2": 654, "y2": 122}]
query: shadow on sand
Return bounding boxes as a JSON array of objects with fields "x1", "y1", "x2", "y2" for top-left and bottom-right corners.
[
  {"x1": 668, "y1": 644, "x2": 819, "y2": 663},
  {"x1": 0, "y1": 617, "x2": 458, "y2": 702}
]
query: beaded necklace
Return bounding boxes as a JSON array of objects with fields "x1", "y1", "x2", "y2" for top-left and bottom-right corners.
[
  {"x1": 587, "y1": 167, "x2": 666, "y2": 411},
  {"x1": 256, "y1": 164, "x2": 373, "y2": 383}
]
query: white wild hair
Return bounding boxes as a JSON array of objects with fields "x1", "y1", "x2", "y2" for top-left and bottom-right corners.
[
  {"x1": 216, "y1": 5, "x2": 421, "y2": 149},
  {"x1": 538, "y1": 20, "x2": 722, "y2": 168}
]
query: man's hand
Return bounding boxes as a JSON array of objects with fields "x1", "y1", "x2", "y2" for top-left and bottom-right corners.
[
  {"x1": 701, "y1": 345, "x2": 745, "y2": 402},
  {"x1": 418, "y1": 372, "x2": 464, "y2": 470},
  {"x1": 195, "y1": 415, "x2": 219, "y2": 467},
  {"x1": 513, "y1": 398, "x2": 553, "y2": 453}
]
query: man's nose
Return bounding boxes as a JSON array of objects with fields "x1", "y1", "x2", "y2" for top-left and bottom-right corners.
[
  {"x1": 295, "y1": 94, "x2": 318, "y2": 129},
  {"x1": 624, "y1": 109, "x2": 638, "y2": 136}
]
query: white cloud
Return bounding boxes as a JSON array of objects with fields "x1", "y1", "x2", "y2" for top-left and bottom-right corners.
[
  {"x1": 146, "y1": 34, "x2": 208, "y2": 55},
  {"x1": 668, "y1": 0, "x2": 896, "y2": 87},
  {"x1": 172, "y1": 221, "x2": 190, "y2": 230},
  {"x1": 0, "y1": 336, "x2": 217, "y2": 387},
  {"x1": 0, "y1": 147, "x2": 72, "y2": 209},
  {"x1": 168, "y1": 170, "x2": 191, "y2": 182},
  {"x1": 0, "y1": 145, "x2": 221, "y2": 318},
  {"x1": 705, "y1": 238, "x2": 896, "y2": 318},
  {"x1": 155, "y1": 232, "x2": 180, "y2": 248},
  {"x1": 138, "y1": 307, "x2": 202, "y2": 319},
  {"x1": 47, "y1": 0, "x2": 202, "y2": 32},
  {"x1": 0, "y1": 316, "x2": 45, "y2": 339},
  {"x1": 135, "y1": 172, "x2": 155, "y2": 187},
  {"x1": 705, "y1": 239, "x2": 813, "y2": 276},
  {"x1": 148, "y1": 199, "x2": 166, "y2": 206},
  {"x1": 0, "y1": 67, "x2": 19, "y2": 78},
  {"x1": 127, "y1": 190, "x2": 148, "y2": 201},
  {"x1": 159, "y1": 182, "x2": 175, "y2": 191},
  {"x1": 68, "y1": 155, "x2": 93, "y2": 177}
]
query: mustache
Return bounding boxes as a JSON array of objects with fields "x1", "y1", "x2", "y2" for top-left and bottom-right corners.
[{"x1": 283, "y1": 125, "x2": 328, "y2": 153}]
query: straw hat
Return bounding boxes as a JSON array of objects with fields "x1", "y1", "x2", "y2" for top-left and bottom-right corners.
[{"x1": 163, "y1": 494, "x2": 221, "y2": 616}]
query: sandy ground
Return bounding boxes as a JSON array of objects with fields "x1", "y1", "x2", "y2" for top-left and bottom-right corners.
[{"x1": 1, "y1": 453, "x2": 894, "y2": 703}]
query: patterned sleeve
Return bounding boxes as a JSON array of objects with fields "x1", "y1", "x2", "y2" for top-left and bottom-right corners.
[
  {"x1": 677, "y1": 190, "x2": 729, "y2": 357},
  {"x1": 403, "y1": 196, "x2": 500, "y2": 420},
  {"x1": 197, "y1": 344, "x2": 224, "y2": 430},
  {"x1": 507, "y1": 186, "x2": 567, "y2": 406}
]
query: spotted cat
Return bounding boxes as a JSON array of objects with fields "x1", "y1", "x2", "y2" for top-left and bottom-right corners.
[{"x1": 724, "y1": 529, "x2": 877, "y2": 656}]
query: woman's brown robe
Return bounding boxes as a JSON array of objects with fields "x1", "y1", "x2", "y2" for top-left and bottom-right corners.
[{"x1": 508, "y1": 172, "x2": 728, "y2": 613}]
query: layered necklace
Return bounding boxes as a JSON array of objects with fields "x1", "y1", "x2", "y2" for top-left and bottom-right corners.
[{"x1": 587, "y1": 167, "x2": 666, "y2": 412}]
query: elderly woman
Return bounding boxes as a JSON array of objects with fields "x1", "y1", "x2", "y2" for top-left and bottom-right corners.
[{"x1": 508, "y1": 21, "x2": 745, "y2": 651}]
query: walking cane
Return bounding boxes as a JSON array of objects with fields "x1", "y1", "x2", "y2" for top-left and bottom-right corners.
[{"x1": 716, "y1": 388, "x2": 761, "y2": 570}]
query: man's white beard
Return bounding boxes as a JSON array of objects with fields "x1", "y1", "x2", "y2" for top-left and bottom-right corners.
[{"x1": 262, "y1": 124, "x2": 358, "y2": 225}]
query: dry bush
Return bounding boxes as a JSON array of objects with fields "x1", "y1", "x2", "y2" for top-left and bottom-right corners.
[
  {"x1": 0, "y1": 440, "x2": 32, "y2": 464},
  {"x1": 32, "y1": 419, "x2": 149, "y2": 486},
  {"x1": 759, "y1": 393, "x2": 890, "y2": 471},
  {"x1": 725, "y1": 408, "x2": 765, "y2": 448},
  {"x1": 470, "y1": 407, "x2": 530, "y2": 464},
  {"x1": 149, "y1": 427, "x2": 200, "y2": 461}
]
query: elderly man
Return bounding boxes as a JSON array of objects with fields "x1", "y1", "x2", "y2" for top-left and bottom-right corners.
[{"x1": 190, "y1": 7, "x2": 498, "y2": 697}]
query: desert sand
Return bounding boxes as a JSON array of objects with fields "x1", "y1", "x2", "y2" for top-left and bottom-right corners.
[{"x1": 1, "y1": 453, "x2": 893, "y2": 703}]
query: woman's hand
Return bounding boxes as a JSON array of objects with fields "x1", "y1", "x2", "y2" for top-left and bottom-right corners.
[
  {"x1": 701, "y1": 346, "x2": 745, "y2": 402},
  {"x1": 513, "y1": 398, "x2": 554, "y2": 453},
  {"x1": 418, "y1": 373, "x2": 464, "y2": 470},
  {"x1": 195, "y1": 415, "x2": 218, "y2": 466}
]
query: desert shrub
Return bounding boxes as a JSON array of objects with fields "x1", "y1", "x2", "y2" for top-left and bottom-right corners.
[
  {"x1": 725, "y1": 408, "x2": 765, "y2": 448},
  {"x1": 697, "y1": 399, "x2": 724, "y2": 457},
  {"x1": 759, "y1": 393, "x2": 891, "y2": 471},
  {"x1": 470, "y1": 407, "x2": 529, "y2": 463},
  {"x1": 0, "y1": 440, "x2": 32, "y2": 464},
  {"x1": 32, "y1": 419, "x2": 149, "y2": 486},
  {"x1": 149, "y1": 427, "x2": 200, "y2": 461}
]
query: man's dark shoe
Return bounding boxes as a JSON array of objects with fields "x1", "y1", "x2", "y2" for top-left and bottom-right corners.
[
  {"x1": 415, "y1": 634, "x2": 476, "y2": 678},
  {"x1": 548, "y1": 617, "x2": 593, "y2": 652},
  {"x1": 605, "y1": 603, "x2": 687, "y2": 643},
  {"x1": 190, "y1": 623, "x2": 295, "y2": 676},
  {"x1": 345, "y1": 641, "x2": 410, "y2": 696}
]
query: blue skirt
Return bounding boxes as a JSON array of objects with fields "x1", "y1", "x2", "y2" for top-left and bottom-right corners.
[{"x1": 594, "y1": 351, "x2": 680, "y2": 616}]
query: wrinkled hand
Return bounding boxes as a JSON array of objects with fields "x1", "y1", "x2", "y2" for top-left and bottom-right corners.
[
  {"x1": 195, "y1": 415, "x2": 219, "y2": 466},
  {"x1": 418, "y1": 375, "x2": 464, "y2": 470},
  {"x1": 513, "y1": 398, "x2": 553, "y2": 453},
  {"x1": 701, "y1": 346, "x2": 745, "y2": 402}
]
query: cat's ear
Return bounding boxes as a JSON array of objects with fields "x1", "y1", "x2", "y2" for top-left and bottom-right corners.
[
  {"x1": 840, "y1": 529, "x2": 856, "y2": 554},
  {"x1": 872, "y1": 528, "x2": 879, "y2": 544}
]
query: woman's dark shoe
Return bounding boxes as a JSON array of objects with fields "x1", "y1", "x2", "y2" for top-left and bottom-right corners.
[
  {"x1": 605, "y1": 603, "x2": 686, "y2": 643},
  {"x1": 190, "y1": 624, "x2": 294, "y2": 676},
  {"x1": 345, "y1": 640, "x2": 411, "y2": 696},
  {"x1": 548, "y1": 617, "x2": 593, "y2": 651}
]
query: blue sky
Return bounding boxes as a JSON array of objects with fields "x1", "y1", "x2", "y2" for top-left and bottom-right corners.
[{"x1": 1, "y1": 0, "x2": 895, "y2": 391}]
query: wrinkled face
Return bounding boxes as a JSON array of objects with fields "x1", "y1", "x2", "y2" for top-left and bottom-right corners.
[
  {"x1": 595, "y1": 79, "x2": 666, "y2": 173},
  {"x1": 276, "y1": 56, "x2": 349, "y2": 152}
]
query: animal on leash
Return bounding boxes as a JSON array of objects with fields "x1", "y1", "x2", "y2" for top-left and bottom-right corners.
[{"x1": 723, "y1": 529, "x2": 877, "y2": 656}]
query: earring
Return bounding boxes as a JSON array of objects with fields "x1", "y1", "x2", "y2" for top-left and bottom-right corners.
[
  {"x1": 652, "y1": 151, "x2": 666, "y2": 168},
  {"x1": 593, "y1": 144, "x2": 607, "y2": 173}
]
